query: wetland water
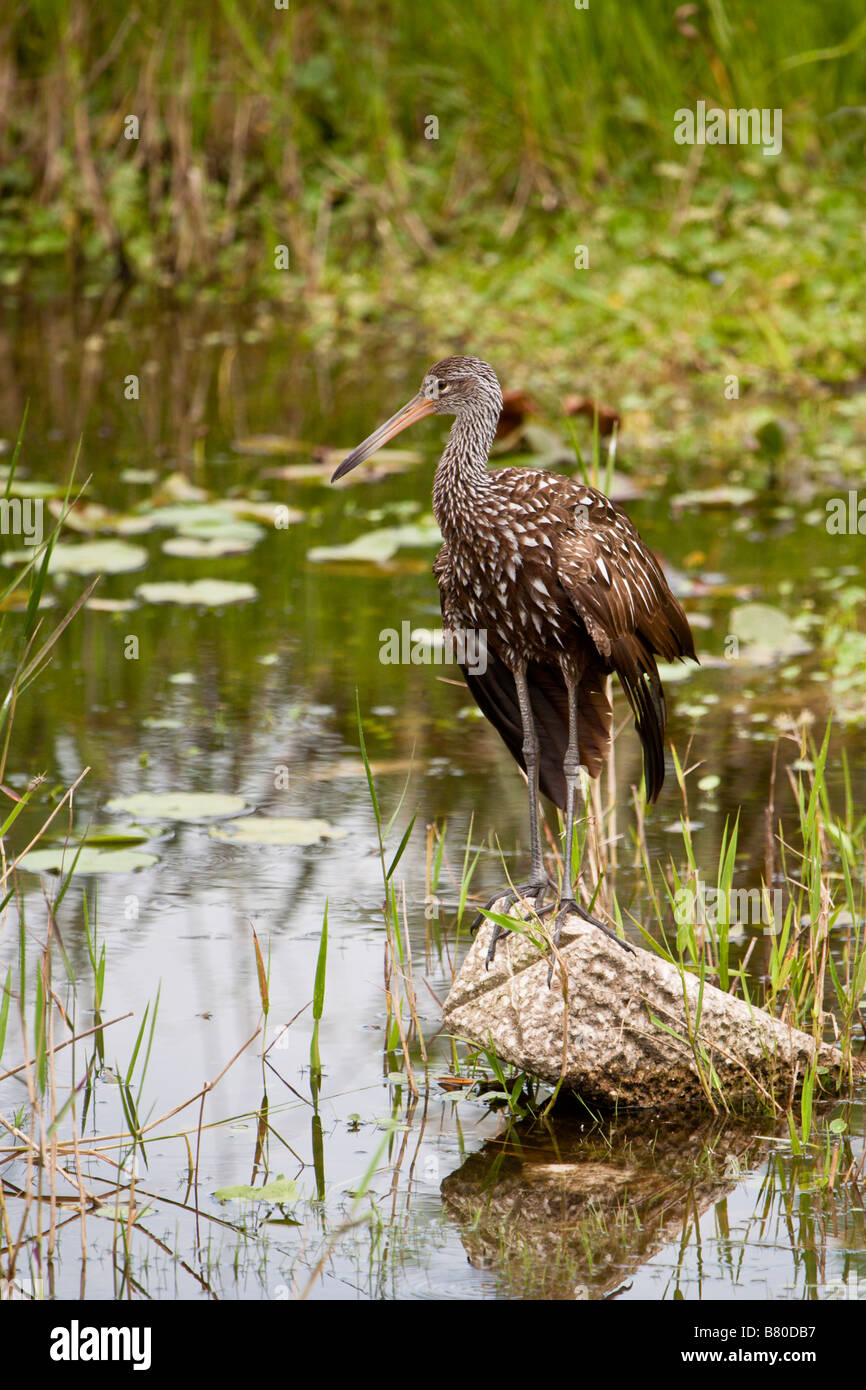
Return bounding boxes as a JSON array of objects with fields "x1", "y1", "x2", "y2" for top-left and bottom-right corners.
[{"x1": 0, "y1": 295, "x2": 864, "y2": 1300}]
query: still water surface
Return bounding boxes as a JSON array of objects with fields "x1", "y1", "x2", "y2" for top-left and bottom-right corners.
[{"x1": 0, "y1": 296, "x2": 863, "y2": 1299}]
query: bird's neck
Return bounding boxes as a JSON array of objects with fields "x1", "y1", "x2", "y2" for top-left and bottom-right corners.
[{"x1": 432, "y1": 408, "x2": 497, "y2": 537}]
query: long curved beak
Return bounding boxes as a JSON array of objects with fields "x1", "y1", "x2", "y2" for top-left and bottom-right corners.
[{"x1": 331, "y1": 393, "x2": 435, "y2": 482}]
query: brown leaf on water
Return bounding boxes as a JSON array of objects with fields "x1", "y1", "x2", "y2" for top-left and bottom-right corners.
[
  {"x1": 232, "y1": 435, "x2": 309, "y2": 456},
  {"x1": 496, "y1": 389, "x2": 538, "y2": 439},
  {"x1": 262, "y1": 463, "x2": 332, "y2": 483},
  {"x1": 314, "y1": 445, "x2": 422, "y2": 480},
  {"x1": 148, "y1": 472, "x2": 209, "y2": 505},
  {"x1": 562, "y1": 395, "x2": 621, "y2": 435},
  {"x1": 305, "y1": 756, "x2": 419, "y2": 783},
  {"x1": 436, "y1": 1076, "x2": 477, "y2": 1092},
  {"x1": 47, "y1": 498, "x2": 114, "y2": 533}
]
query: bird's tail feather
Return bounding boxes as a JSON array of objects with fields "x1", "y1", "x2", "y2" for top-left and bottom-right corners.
[
  {"x1": 609, "y1": 634, "x2": 667, "y2": 803},
  {"x1": 461, "y1": 655, "x2": 612, "y2": 812}
]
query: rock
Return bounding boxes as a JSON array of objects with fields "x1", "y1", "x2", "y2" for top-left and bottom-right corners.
[{"x1": 442, "y1": 910, "x2": 849, "y2": 1109}]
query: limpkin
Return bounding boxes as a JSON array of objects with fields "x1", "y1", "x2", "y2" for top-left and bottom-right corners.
[{"x1": 333, "y1": 356, "x2": 696, "y2": 969}]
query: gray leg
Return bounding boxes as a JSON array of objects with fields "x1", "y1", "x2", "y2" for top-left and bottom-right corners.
[
  {"x1": 515, "y1": 665, "x2": 545, "y2": 888},
  {"x1": 549, "y1": 677, "x2": 634, "y2": 982},
  {"x1": 560, "y1": 677, "x2": 581, "y2": 895},
  {"x1": 475, "y1": 665, "x2": 555, "y2": 966}
]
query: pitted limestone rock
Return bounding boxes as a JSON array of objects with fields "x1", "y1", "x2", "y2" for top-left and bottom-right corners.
[{"x1": 442, "y1": 909, "x2": 849, "y2": 1108}]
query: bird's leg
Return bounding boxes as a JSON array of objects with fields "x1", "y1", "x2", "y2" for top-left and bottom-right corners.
[
  {"x1": 548, "y1": 678, "x2": 634, "y2": 982},
  {"x1": 474, "y1": 666, "x2": 555, "y2": 967},
  {"x1": 517, "y1": 664, "x2": 548, "y2": 901}
]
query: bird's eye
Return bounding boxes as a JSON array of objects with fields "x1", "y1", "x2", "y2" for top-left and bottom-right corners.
[{"x1": 437, "y1": 380, "x2": 449, "y2": 393}]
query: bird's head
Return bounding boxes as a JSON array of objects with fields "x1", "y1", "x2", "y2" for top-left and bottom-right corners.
[{"x1": 331, "y1": 356, "x2": 502, "y2": 482}]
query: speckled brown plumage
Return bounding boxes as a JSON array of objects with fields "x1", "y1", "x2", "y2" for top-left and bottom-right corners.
[
  {"x1": 333, "y1": 355, "x2": 697, "y2": 964},
  {"x1": 424, "y1": 357, "x2": 696, "y2": 807}
]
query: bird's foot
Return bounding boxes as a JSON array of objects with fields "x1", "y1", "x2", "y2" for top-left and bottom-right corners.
[
  {"x1": 546, "y1": 898, "x2": 635, "y2": 985},
  {"x1": 470, "y1": 877, "x2": 557, "y2": 969}
]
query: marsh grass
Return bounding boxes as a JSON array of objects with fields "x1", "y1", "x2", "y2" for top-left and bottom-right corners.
[
  {"x1": 4, "y1": 3, "x2": 866, "y2": 289},
  {"x1": 355, "y1": 693, "x2": 426, "y2": 1097},
  {"x1": 0, "y1": 445, "x2": 294, "y2": 1295},
  {"x1": 620, "y1": 720, "x2": 866, "y2": 1076}
]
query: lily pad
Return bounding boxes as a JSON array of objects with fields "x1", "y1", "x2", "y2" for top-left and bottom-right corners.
[
  {"x1": 135, "y1": 579, "x2": 257, "y2": 606},
  {"x1": 112, "y1": 514, "x2": 166, "y2": 536},
  {"x1": 162, "y1": 535, "x2": 256, "y2": 558},
  {"x1": 729, "y1": 603, "x2": 812, "y2": 665},
  {"x1": 173, "y1": 517, "x2": 264, "y2": 543},
  {"x1": 52, "y1": 539, "x2": 148, "y2": 574},
  {"x1": 697, "y1": 775, "x2": 721, "y2": 792},
  {"x1": 48, "y1": 499, "x2": 114, "y2": 533},
  {"x1": 86, "y1": 596, "x2": 138, "y2": 613},
  {"x1": 671, "y1": 485, "x2": 756, "y2": 511},
  {"x1": 655, "y1": 661, "x2": 694, "y2": 683},
  {"x1": 120, "y1": 468, "x2": 158, "y2": 484},
  {"x1": 130, "y1": 503, "x2": 228, "y2": 532},
  {"x1": 105, "y1": 792, "x2": 249, "y2": 821},
  {"x1": 19, "y1": 847, "x2": 158, "y2": 874},
  {"x1": 2, "y1": 539, "x2": 148, "y2": 575},
  {"x1": 135, "y1": 500, "x2": 299, "y2": 534},
  {"x1": 6, "y1": 479, "x2": 65, "y2": 498},
  {"x1": 214, "y1": 1178, "x2": 298, "y2": 1203},
  {"x1": 209, "y1": 816, "x2": 347, "y2": 845},
  {"x1": 147, "y1": 472, "x2": 210, "y2": 505},
  {"x1": 50, "y1": 823, "x2": 162, "y2": 846},
  {"x1": 308, "y1": 521, "x2": 441, "y2": 564}
]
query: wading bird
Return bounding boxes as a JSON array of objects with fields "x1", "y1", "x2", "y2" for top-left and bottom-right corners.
[{"x1": 333, "y1": 357, "x2": 696, "y2": 969}]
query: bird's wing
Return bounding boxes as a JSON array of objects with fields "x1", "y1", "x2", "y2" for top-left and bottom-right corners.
[
  {"x1": 552, "y1": 486, "x2": 695, "y2": 662},
  {"x1": 552, "y1": 485, "x2": 696, "y2": 802},
  {"x1": 435, "y1": 539, "x2": 611, "y2": 811}
]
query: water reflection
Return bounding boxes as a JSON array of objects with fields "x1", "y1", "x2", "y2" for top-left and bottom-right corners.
[
  {"x1": 441, "y1": 1109, "x2": 866, "y2": 1301},
  {"x1": 442, "y1": 1113, "x2": 768, "y2": 1299}
]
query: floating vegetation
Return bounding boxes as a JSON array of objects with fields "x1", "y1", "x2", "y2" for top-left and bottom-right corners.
[
  {"x1": 214, "y1": 1177, "x2": 299, "y2": 1203},
  {"x1": 18, "y1": 846, "x2": 159, "y2": 874},
  {"x1": 2, "y1": 539, "x2": 148, "y2": 575},
  {"x1": 48, "y1": 823, "x2": 163, "y2": 845},
  {"x1": 671, "y1": 485, "x2": 757, "y2": 511},
  {"x1": 162, "y1": 535, "x2": 257, "y2": 558},
  {"x1": 209, "y1": 816, "x2": 347, "y2": 845},
  {"x1": 105, "y1": 791, "x2": 249, "y2": 820},
  {"x1": 728, "y1": 602, "x2": 813, "y2": 665},
  {"x1": 134, "y1": 579, "x2": 258, "y2": 606},
  {"x1": 308, "y1": 520, "x2": 441, "y2": 564}
]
